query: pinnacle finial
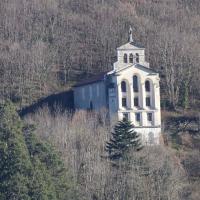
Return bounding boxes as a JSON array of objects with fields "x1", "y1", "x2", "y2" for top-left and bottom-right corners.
[{"x1": 129, "y1": 26, "x2": 133, "y2": 43}]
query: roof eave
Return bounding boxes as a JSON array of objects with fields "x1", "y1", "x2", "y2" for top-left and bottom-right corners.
[
  {"x1": 117, "y1": 47, "x2": 145, "y2": 50},
  {"x1": 115, "y1": 64, "x2": 158, "y2": 74}
]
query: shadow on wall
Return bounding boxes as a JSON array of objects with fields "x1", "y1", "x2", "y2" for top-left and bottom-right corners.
[{"x1": 19, "y1": 90, "x2": 74, "y2": 117}]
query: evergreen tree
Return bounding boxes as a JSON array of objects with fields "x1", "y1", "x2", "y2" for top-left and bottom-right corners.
[
  {"x1": 28, "y1": 157, "x2": 57, "y2": 200},
  {"x1": 25, "y1": 127, "x2": 76, "y2": 200},
  {"x1": 0, "y1": 101, "x2": 77, "y2": 200},
  {"x1": 0, "y1": 101, "x2": 32, "y2": 200},
  {"x1": 106, "y1": 120, "x2": 142, "y2": 161}
]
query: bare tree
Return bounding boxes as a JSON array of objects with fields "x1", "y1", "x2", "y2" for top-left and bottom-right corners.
[{"x1": 25, "y1": 108, "x2": 188, "y2": 200}]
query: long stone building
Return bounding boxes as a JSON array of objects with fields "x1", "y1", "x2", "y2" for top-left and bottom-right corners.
[{"x1": 73, "y1": 28, "x2": 161, "y2": 144}]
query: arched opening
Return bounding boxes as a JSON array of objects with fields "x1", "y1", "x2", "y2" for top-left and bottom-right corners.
[
  {"x1": 133, "y1": 75, "x2": 139, "y2": 92},
  {"x1": 120, "y1": 80, "x2": 131, "y2": 109},
  {"x1": 136, "y1": 53, "x2": 139, "y2": 63},
  {"x1": 145, "y1": 80, "x2": 151, "y2": 92},
  {"x1": 124, "y1": 54, "x2": 128, "y2": 63},
  {"x1": 129, "y1": 53, "x2": 133, "y2": 63},
  {"x1": 121, "y1": 81, "x2": 127, "y2": 93}
]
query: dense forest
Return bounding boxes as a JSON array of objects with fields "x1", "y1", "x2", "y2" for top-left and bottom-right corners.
[
  {"x1": 0, "y1": 0, "x2": 200, "y2": 109},
  {"x1": 0, "y1": 0, "x2": 200, "y2": 199}
]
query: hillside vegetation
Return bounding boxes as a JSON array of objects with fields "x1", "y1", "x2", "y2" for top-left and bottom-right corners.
[
  {"x1": 0, "y1": 1, "x2": 200, "y2": 199},
  {"x1": 0, "y1": 0, "x2": 200, "y2": 110},
  {"x1": 25, "y1": 108, "x2": 199, "y2": 200},
  {"x1": 0, "y1": 101, "x2": 199, "y2": 199},
  {"x1": 0, "y1": 102, "x2": 77, "y2": 199}
]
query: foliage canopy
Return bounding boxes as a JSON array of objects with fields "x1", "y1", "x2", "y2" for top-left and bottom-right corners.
[
  {"x1": 106, "y1": 120, "x2": 143, "y2": 161},
  {"x1": 0, "y1": 101, "x2": 77, "y2": 200}
]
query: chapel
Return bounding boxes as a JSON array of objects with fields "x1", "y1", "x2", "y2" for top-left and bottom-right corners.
[{"x1": 74, "y1": 27, "x2": 161, "y2": 144}]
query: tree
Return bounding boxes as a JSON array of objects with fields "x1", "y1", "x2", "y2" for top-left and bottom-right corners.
[
  {"x1": 180, "y1": 80, "x2": 189, "y2": 110},
  {"x1": 0, "y1": 101, "x2": 77, "y2": 200},
  {"x1": 0, "y1": 101, "x2": 32, "y2": 200},
  {"x1": 25, "y1": 126, "x2": 77, "y2": 200},
  {"x1": 26, "y1": 108, "x2": 188, "y2": 200},
  {"x1": 106, "y1": 120, "x2": 142, "y2": 161}
]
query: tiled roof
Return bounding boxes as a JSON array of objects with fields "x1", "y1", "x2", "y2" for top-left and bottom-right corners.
[{"x1": 73, "y1": 71, "x2": 110, "y2": 87}]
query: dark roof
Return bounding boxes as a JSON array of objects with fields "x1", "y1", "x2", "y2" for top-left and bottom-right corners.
[{"x1": 73, "y1": 71, "x2": 109, "y2": 87}]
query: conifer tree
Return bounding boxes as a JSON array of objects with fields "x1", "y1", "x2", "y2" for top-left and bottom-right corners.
[
  {"x1": 0, "y1": 101, "x2": 77, "y2": 200},
  {"x1": 106, "y1": 120, "x2": 142, "y2": 161},
  {"x1": 25, "y1": 127, "x2": 76, "y2": 200},
  {"x1": 0, "y1": 101, "x2": 32, "y2": 200}
]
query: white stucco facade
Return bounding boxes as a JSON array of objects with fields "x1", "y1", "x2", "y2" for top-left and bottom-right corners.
[{"x1": 73, "y1": 29, "x2": 161, "y2": 145}]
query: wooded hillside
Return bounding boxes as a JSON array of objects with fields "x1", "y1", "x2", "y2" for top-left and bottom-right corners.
[
  {"x1": 0, "y1": 0, "x2": 200, "y2": 109},
  {"x1": 0, "y1": 1, "x2": 200, "y2": 199}
]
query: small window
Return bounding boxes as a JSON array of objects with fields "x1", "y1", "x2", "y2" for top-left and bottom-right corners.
[
  {"x1": 122, "y1": 97, "x2": 127, "y2": 107},
  {"x1": 145, "y1": 80, "x2": 150, "y2": 92},
  {"x1": 136, "y1": 53, "x2": 139, "y2": 63},
  {"x1": 134, "y1": 97, "x2": 139, "y2": 107},
  {"x1": 129, "y1": 53, "x2": 134, "y2": 63},
  {"x1": 135, "y1": 113, "x2": 140, "y2": 122},
  {"x1": 121, "y1": 81, "x2": 127, "y2": 92},
  {"x1": 124, "y1": 54, "x2": 128, "y2": 63},
  {"x1": 122, "y1": 113, "x2": 129, "y2": 121},
  {"x1": 147, "y1": 113, "x2": 153, "y2": 122},
  {"x1": 133, "y1": 75, "x2": 139, "y2": 92},
  {"x1": 146, "y1": 97, "x2": 151, "y2": 107}
]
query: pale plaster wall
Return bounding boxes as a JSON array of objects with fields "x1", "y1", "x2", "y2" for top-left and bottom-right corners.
[
  {"x1": 114, "y1": 65, "x2": 161, "y2": 125},
  {"x1": 134, "y1": 127, "x2": 161, "y2": 145},
  {"x1": 117, "y1": 49, "x2": 145, "y2": 65},
  {"x1": 74, "y1": 81, "x2": 107, "y2": 110},
  {"x1": 112, "y1": 55, "x2": 162, "y2": 144}
]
